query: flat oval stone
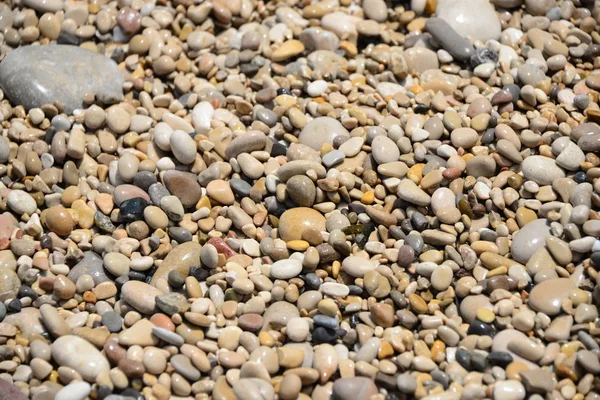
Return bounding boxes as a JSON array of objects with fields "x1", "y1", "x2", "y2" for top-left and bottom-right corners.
[
  {"x1": 528, "y1": 278, "x2": 576, "y2": 316},
  {"x1": 270, "y1": 259, "x2": 303, "y2": 279},
  {"x1": 332, "y1": 377, "x2": 378, "y2": 400},
  {"x1": 121, "y1": 281, "x2": 162, "y2": 314},
  {"x1": 426, "y1": 17, "x2": 474, "y2": 61},
  {"x1": 0, "y1": 45, "x2": 123, "y2": 113},
  {"x1": 163, "y1": 170, "x2": 202, "y2": 209},
  {"x1": 150, "y1": 241, "x2": 202, "y2": 286},
  {"x1": 51, "y1": 335, "x2": 109, "y2": 381},
  {"x1": 511, "y1": 219, "x2": 552, "y2": 264},
  {"x1": 298, "y1": 117, "x2": 349, "y2": 150},
  {"x1": 521, "y1": 156, "x2": 565, "y2": 186}
]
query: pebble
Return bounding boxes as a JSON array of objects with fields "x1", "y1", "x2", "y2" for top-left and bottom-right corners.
[
  {"x1": 521, "y1": 156, "x2": 565, "y2": 185},
  {"x1": 278, "y1": 207, "x2": 326, "y2": 241},
  {"x1": 298, "y1": 117, "x2": 349, "y2": 150},
  {"x1": 436, "y1": 0, "x2": 501, "y2": 41},
  {"x1": 511, "y1": 219, "x2": 552, "y2": 263},
  {"x1": 51, "y1": 335, "x2": 110, "y2": 381},
  {"x1": 0, "y1": 0, "x2": 597, "y2": 398},
  {"x1": 270, "y1": 259, "x2": 303, "y2": 279},
  {"x1": 528, "y1": 278, "x2": 576, "y2": 316},
  {"x1": 0, "y1": 45, "x2": 123, "y2": 113}
]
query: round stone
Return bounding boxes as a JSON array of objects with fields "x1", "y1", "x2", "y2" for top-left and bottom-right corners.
[
  {"x1": 44, "y1": 206, "x2": 75, "y2": 236},
  {"x1": 298, "y1": 117, "x2": 350, "y2": 150},
  {"x1": 278, "y1": 207, "x2": 326, "y2": 241}
]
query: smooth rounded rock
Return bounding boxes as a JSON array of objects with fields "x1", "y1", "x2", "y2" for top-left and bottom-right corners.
[
  {"x1": 298, "y1": 117, "x2": 350, "y2": 150},
  {"x1": 51, "y1": 335, "x2": 109, "y2": 381},
  {"x1": 511, "y1": 219, "x2": 552, "y2": 264}
]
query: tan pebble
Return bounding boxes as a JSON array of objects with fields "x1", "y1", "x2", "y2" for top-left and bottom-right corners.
[{"x1": 44, "y1": 206, "x2": 75, "y2": 236}]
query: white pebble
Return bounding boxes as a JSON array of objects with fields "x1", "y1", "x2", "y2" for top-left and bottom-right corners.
[
  {"x1": 7, "y1": 190, "x2": 37, "y2": 215},
  {"x1": 270, "y1": 259, "x2": 303, "y2": 279},
  {"x1": 170, "y1": 130, "x2": 197, "y2": 164},
  {"x1": 192, "y1": 101, "x2": 214, "y2": 134},
  {"x1": 307, "y1": 80, "x2": 328, "y2": 97},
  {"x1": 55, "y1": 381, "x2": 91, "y2": 400}
]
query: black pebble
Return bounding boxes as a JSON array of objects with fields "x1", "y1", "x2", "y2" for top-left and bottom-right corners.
[
  {"x1": 488, "y1": 351, "x2": 513, "y2": 368},
  {"x1": 471, "y1": 352, "x2": 488, "y2": 371},
  {"x1": 120, "y1": 197, "x2": 149, "y2": 223},
  {"x1": 115, "y1": 275, "x2": 129, "y2": 289},
  {"x1": 120, "y1": 388, "x2": 144, "y2": 400},
  {"x1": 128, "y1": 271, "x2": 146, "y2": 281},
  {"x1": 168, "y1": 270, "x2": 185, "y2": 288},
  {"x1": 132, "y1": 171, "x2": 157, "y2": 191},
  {"x1": 348, "y1": 285, "x2": 363, "y2": 296},
  {"x1": 468, "y1": 320, "x2": 496, "y2": 337},
  {"x1": 456, "y1": 348, "x2": 472, "y2": 369},
  {"x1": 17, "y1": 286, "x2": 38, "y2": 300},
  {"x1": 7, "y1": 298, "x2": 21, "y2": 313},
  {"x1": 190, "y1": 266, "x2": 209, "y2": 282},
  {"x1": 40, "y1": 235, "x2": 53, "y2": 249},
  {"x1": 303, "y1": 273, "x2": 321, "y2": 290},
  {"x1": 230, "y1": 178, "x2": 252, "y2": 198},
  {"x1": 312, "y1": 327, "x2": 338, "y2": 344},
  {"x1": 270, "y1": 140, "x2": 288, "y2": 157},
  {"x1": 96, "y1": 385, "x2": 112, "y2": 400},
  {"x1": 411, "y1": 212, "x2": 429, "y2": 231},
  {"x1": 574, "y1": 171, "x2": 587, "y2": 183},
  {"x1": 591, "y1": 252, "x2": 600, "y2": 267},
  {"x1": 277, "y1": 88, "x2": 292, "y2": 96}
]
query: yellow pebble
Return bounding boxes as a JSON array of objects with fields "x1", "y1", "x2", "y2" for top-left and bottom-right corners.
[
  {"x1": 411, "y1": 85, "x2": 424, "y2": 94},
  {"x1": 407, "y1": 164, "x2": 425, "y2": 184},
  {"x1": 48, "y1": 370, "x2": 59, "y2": 383},
  {"x1": 486, "y1": 266, "x2": 508, "y2": 277},
  {"x1": 425, "y1": 0, "x2": 437, "y2": 14},
  {"x1": 476, "y1": 308, "x2": 496, "y2": 323},
  {"x1": 430, "y1": 340, "x2": 446, "y2": 360},
  {"x1": 287, "y1": 240, "x2": 309, "y2": 251},
  {"x1": 505, "y1": 361, "x2": 529, "y2": 379},
  {"x1": 339, "y1": 40, "x2": 358, "y2": 57},
  {"x1": 360, "y1": 191, "x2": 375, "y2": 205},
  {"x1": 378, "y1": 341, "x2": 395, "y2": 359},
  {"x1": 259, "y1": 331, "x2": 275, "y2": 346},
  {"x1": 196, "y1": 196, "x2": 211, "y2": 210},
  {"x1": 561, "y1": 341, "x2": 582, "y2": 357},
  {"x1": 321, "y1": 143, "x2": 333, "y2": 156}
]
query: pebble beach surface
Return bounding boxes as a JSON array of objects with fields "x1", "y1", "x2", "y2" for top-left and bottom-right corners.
[{"x1": 0, "y1": 0, "x2": 600, "y2": 399}]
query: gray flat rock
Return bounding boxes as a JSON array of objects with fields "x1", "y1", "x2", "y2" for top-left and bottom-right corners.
[
  {"x1": 68, "y1": 251, "x2": 110, "y2": 285},
  {"x1": 0, "y1": 45, "x2": 124, "y2": 113}
]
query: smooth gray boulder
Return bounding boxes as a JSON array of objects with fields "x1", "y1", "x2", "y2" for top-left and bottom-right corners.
[{"x1": 0, "y1": 45, "x2": 124, "y2": 113}]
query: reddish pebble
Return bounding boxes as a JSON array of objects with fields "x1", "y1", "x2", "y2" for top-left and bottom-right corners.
[
  {"x1": 238, "y1": 314, "x2": 264, "y2": 331},
  {"x1": 38, "y1": 276, "x2": 54, "y2": 291},
  {"x1": 442, "y1": 167, "x2": 462, "y2": 179},
  {"x1": 117, "y1": 7, "x2": 141, "y2": 35},
  {"x1": 118, "y1": 359, "x2": 146, "y2": 379},
  {"x1": 150, "y1": 313, "x2": 175, "y2": 331},
  {"x1": 104, "y1": 338, "x2": 127, "y2": 365},
  {"x1": 207, "y1": 237, "x2": 237, "y2": 259}
]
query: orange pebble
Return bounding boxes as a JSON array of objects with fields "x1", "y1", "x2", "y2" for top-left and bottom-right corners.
[{"x1": 150, "y1": 313, "x2": 175, "y2": 331}]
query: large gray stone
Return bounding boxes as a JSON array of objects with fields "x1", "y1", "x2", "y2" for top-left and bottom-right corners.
[
  {"x1": 68, "y1": 251, "x2": 110, "y2": 285},
  {"x1": 0, "y1": 45, "x2": 124, "y2": 113}
]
